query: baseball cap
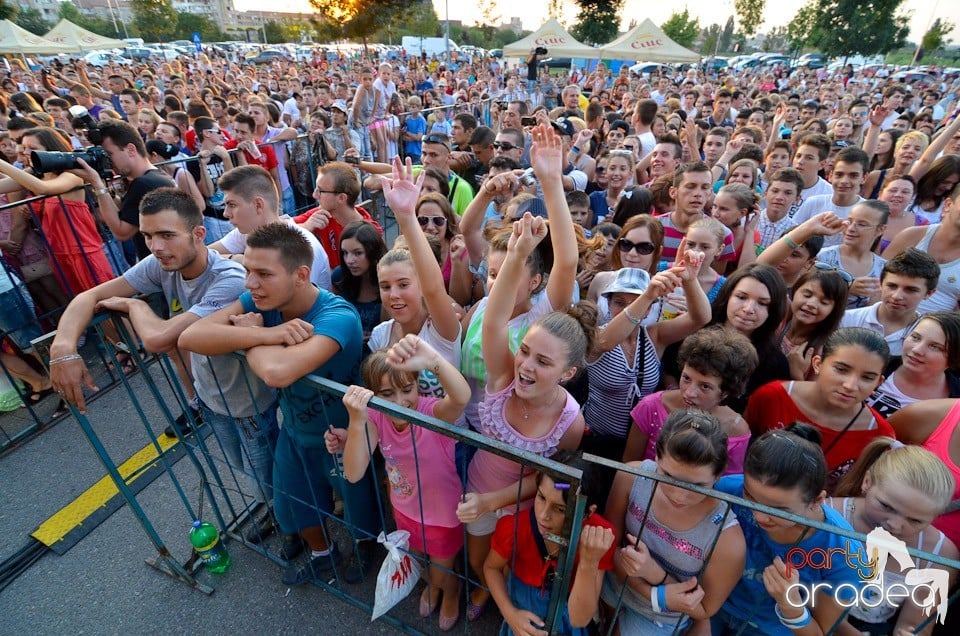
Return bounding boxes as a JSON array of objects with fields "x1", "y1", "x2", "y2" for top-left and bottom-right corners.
[
  {"x1": 610, "y1": 120, "x2": 630, "y2": 134},
  {"x1": 602, "y1": 268, "x2": 651, "y2": 297},
  {"x1": 330, "y1": 99, "x2": 348, "y2": 114},
  {"x1": 515, "y1": 197, "x2": 548, "y2": 219},
  {"x1": 802, "y1": 99, "x2": 819, "y2": 109},
  {"x1": 551, "y1": 117, "x2": 576, "y2": 137}
]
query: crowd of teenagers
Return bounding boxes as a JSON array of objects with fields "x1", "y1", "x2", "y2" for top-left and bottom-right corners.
[{"x1": 1, "y1": 44, "x2": 960, "y2": 634}]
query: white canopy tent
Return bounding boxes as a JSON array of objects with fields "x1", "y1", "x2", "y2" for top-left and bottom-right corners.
[
  {"x1": 598, "y1": 19, "x2": 699, "y2": 63},
  {"x1": 0, "y1": 20, "x2": 72, "y2": 54},
  {"x1": 43, "y1": 19, "x2": 126, "y2": 53},
  {"x1": 503, "y1": 18, "x2": 597, "y2": 59}
]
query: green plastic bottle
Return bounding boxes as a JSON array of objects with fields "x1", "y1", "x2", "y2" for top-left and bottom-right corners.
[{"x1": 189, "y1": 520, "x2": 231, "y2": 573}]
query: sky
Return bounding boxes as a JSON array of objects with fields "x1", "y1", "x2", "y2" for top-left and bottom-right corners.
[{"x1": 234, "y1": 0, "x2": 957, "y2": 45}]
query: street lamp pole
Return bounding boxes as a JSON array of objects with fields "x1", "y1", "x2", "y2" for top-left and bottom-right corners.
[{"x1": 444, "y1": 0, "x2": 450, "y2": 64}]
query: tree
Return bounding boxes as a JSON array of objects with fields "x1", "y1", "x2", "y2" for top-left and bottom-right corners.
[
  {"x1": 762, "y1": 25, "x2": 789, "y2": 52},
  {"x1": 701, "y1": 24, "x2": 721, "y2": 55},
  {"x1": 570, "y1": 0, "x2": 624, "y2": 45},
  {"x1": 661, "y1": 7, "x2": 700, "y2": 50},
  {"x1": 59, "y1": 1, "x2": 124, "y2": 38},
  {"x1": 175, "y1": 11, "x2": 225, "y2": 42},
  {"x1": 922, "y1": 18, "x2": 955, "y2": 52},
  {"x1": 786, "y1": 2, "x2": 817, "y2": 52},
  {"x1": 547, "y1": 0, "x2": 564, "y2": 20},
  {"x1": 734, "y1": 0, "x2": 765, "y2": 38},
  {"x1": 0, "y1": 0, "x2": 17, "y2": 22},
  {"x1": 14, "y1": 8, "x2": 51, "y2": 35},
  {"x1": 131, "y1": 0, "x2": 178, "y2": 42},
  {"x1": 477, "y1": 0, "x2": 501, "y2": 40},
  {"x1": 794, "y1": 0, "x2": 909, "y2": 59},
  {"x1": 719, "y1": 15, "x2": 735, "y2": 53},
  {"x1": 308, "y1": 0, "x2": 405, "y2": 46}
]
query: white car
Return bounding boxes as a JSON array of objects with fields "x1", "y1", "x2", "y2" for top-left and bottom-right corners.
[{"x1": 83, "y1": 51, "x2": 132, "y2": 67}]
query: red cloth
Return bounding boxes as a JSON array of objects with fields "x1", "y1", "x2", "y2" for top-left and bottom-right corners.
[
  {"x1": 745, "y1": 381, "x2": 895, "y2": 487},
  {"x1": 291, "y1": 206, "x2": 382, "y2": 268},
  {"x1": 185, "y1": 127, "x2": 233, "y2": 154},
  {"x1": 223, "y1": 138, "x2": 278, "y2": 171},
  {"x1": 922, "y1": 400, "x2": 960, "y2": 547},
  {"x1": 491, "y1": 510, "x2": 615, "y2": 589}
]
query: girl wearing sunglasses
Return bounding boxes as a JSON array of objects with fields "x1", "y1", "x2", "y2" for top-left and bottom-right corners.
[
  {"x1": 414, "y1": 192, "x2": 472, "y2": 298},
  {"x1": 588, "y1": 215, "x2": 663, "y2": 315}
]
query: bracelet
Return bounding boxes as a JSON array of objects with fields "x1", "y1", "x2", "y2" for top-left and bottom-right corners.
[
  {"x1": 571, "y1": 146, "x2": 581, "y2": 154},
  {"x1": 623, "y1": 306, "x2": 643, "y2": 326},
  {"x1": 656, "y1": 570, "x2": 668, "y2": 586},
  {"x1": 775, "y1": 604, "x2": 812, "y2": 629},
  {"x1": 94, "y1": 187, "x2": 109, "y2": 197},
  {"x1": 650, "y1": 586, "x2": 662, "y2": 613},
  {"x1": 49, "y1": 354, "x2": 82, "y2": 365},
  {"x1": 783, "y1": 235, "x2": 799, "y2": 250},
  {"x1": 657, "y1": 585, "x2": 669, "y2": 613}
]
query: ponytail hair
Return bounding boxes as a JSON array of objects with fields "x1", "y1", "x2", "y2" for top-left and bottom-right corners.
[
  {"x1": 534, "y1": 301, "x2": 599, "y2": 371},
  {"x1": 834, "y1": 438, "x2": 955, "y2": 511},
  {"x1": 745, "y1": 422, "x2": 827, "y2": 503},
  {"x1": 655, "y1": 409, "x2": 729, "y2": 476}
]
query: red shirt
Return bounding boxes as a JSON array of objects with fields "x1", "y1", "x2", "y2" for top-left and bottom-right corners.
[
  {"x1": 223, "y1": 138, "x2": 278, "y2": 171},
  {"x1": 491, "y1": 510, "x2": 616, "y2": 589},
  {"x1": 745, "y1": 380, "x2": 895, "y2": 488},
  {"x1": 292, "y1": 206, "x2": 382, "y2": 268}
]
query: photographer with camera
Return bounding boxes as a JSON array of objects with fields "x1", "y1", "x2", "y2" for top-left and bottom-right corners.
[
  {"x1": 526, "y1": 47, "x2": 546, "y2": 94},
  {"x1": 69, "y1": 119, "x2": 176, "y2": 262},
  {"x1": 0, "y1": 127, "x2": 115, "y2": 294}
]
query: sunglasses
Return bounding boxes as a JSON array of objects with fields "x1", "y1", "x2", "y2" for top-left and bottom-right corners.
[
  {"x1": 417, "y1": 216, "x2": 447, "y2": 228},
  {"x1": 205, "y1": 128, "x2": 222, "y2": 135},
  {"x1": 493, "y1": 141, "x2": 517, "y2": 151},
  {"x1": 813, "y1": 262, "x2": 855, "y2": 284},
  {"x1": 422, "y1": 134, "x2": 450, "y2": 146},
  {"x1": 618, "y1": 238, "x2": 656, "y2": 255}
]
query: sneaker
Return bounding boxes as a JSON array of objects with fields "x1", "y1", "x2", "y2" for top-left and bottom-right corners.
[
  {"x1": 281, "y1": 544, "x2": 342, "y2": 586},
  {"x1": 164, "y1": 407, "x2": 201, "y2": 438},
  {"x1": 342, "y1": 539, "x2": 382, "y2": 584},
  {"x1": 244, "y1": 512, "x2": 276, "y2": 544},
  {"x1": 278, "y1": 534, "x2": 306, "y2": 561}
]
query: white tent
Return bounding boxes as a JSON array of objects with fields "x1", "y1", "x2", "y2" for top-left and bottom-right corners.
[
  {"x1": 43, "y1": 19, "x2": 126, "y2": 54},
  {"x1": 598, "y1": 19, "x2": 699, "y2": 63},
  {"x1": 503, "y1": 18, "x2": 597, "y2": 59},
  {"x1": 0, "y1": 20, "x2": 73, "y2": 54}
]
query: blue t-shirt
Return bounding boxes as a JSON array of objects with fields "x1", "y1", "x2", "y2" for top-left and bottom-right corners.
[
  {"x1": 715, "y1": 475, "x2": 862, "y2": 635},
  {"x1": 588, "y1": 191, "x2": 611, "y2": 226},
  {"x1": 404, "y1": 114, "x2": 426, "y2": 156},
  {"x1": 239, "y1": 288, "x2": 362, "y2": 446}
]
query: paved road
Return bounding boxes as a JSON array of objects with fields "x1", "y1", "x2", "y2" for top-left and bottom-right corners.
[{"x1": 0, "y1": 362, "x2": 501, "y2": 635}]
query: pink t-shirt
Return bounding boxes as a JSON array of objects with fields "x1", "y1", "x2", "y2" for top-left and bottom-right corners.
[
  {"x1": 368, "y1": 397, "x2": 461, "y2": 528},
  {"x1": 629, "y1": 391, "x2": 748, "y2": 476}
]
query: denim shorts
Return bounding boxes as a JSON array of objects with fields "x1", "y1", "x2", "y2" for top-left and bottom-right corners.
[{"x1": 0, "y1": 285, "x2": 41, "y2": 351}]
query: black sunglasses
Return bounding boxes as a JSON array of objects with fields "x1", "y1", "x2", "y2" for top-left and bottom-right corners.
[
  {"x1": 422, "y1": 134, "x2": 450, "y2": 146},
  {"x1": 813, "y1": 262, "x2": 855, "y2": 284},
  {"x1": 493, "y1": 141, "x2": 517, "y2": 151},
  {"x1": 618, "y1": 238, "x2": 656, "y2": 255},
  {"x1": 417, "y1": 216, "x2": 447, "y2": 228}
]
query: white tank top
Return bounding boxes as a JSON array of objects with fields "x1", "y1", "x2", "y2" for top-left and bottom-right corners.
[{"x1": 916, "y1": 225, "x2": 960, "y2": 313}]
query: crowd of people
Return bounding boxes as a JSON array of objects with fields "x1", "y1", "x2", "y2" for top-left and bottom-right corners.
[{"x1": 1, "y1": 41, "x2": 959, "y2": 634}]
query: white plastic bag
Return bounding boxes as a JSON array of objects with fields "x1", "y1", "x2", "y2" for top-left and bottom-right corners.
[{"x1": 371, "y1": 530, "x2": 421, "y2": 621}]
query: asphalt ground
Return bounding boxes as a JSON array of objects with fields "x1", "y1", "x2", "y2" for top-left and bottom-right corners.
[{"x1": 0, "y1": 351, "x2": 502, "y2": 635}]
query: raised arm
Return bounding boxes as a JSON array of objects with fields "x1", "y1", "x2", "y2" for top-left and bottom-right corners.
[
  {"x1": 382, "y1": 158, "x2": 460, "y2": 342},
  {"x1": 386, "y1": 335, "x2": 470, "y2": 422},
  {"x1": 531, "y1": 124, "x2": 577, "y2": 310},
  {"x1": 0, "y1": 160, "x2": 84, "y2": 196},
  {"x1": 910, "y1": 110, "x2": 960, "y2": 181},
  {"x1": 757, "y1": 212, "x2": 844, "y2": 268},
  {"x1": 646, "y1": 254, "x2": 712, "y2": 357}
]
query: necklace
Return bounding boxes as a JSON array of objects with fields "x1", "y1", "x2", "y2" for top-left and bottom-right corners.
[{"x1": 518, "y1": 387, "x2": 562, "y2": 420}]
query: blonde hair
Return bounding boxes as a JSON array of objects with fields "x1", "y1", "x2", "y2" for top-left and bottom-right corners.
[
  {"x1": 688, "y1": 216, "x2": 726, "y2": 250},
  {"x1": 835, "y1": 437, "x2": 955, "y2": 511},
  {"x1": 895, "y1": 131, "x2": 930, "y2": 155}
]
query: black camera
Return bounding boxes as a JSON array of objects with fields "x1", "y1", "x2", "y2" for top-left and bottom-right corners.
[
  {"x1": 32, "y1": 105, "x2": 111, "y2": 178},
  {"x1": 535, "y1": 47, "x2": 548, "y2": 55},
  {"x1": 31, "y1": 146, "x2": 110, "y2": 177}
]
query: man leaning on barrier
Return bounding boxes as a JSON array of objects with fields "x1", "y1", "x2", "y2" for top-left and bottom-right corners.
[{"x1": 178, "y1": 222, "x2": 382, "y2": 586}]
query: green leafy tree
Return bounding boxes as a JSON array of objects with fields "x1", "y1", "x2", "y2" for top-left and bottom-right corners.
[
  {"x1": 477, "y1": 0, "x2": 501, "y2": 40},
  {"x1": 308, "y1": 0, "x2": 405, "y2": 46},
  {"x1": 786, "y1": 2, "x2": 817, "y2": 52},
  {"x1": 661, "y1": 7, "x2": 700, "y2": 50},
  {"x1": 922, "y1": 18, "x2": 955, "y2": 52},
  {"x1": 701, "y1": 24, "x2": 720, "y2": 55},
  {"x1": 762, "y1": 26, "x2": 789, "y2": 52},
  {"x1": 15, "y1": 8, "x2": 51, "y2": 35},
  {"x1": 570, "y1": 0, "x2": 624, "y2": 45},
  {"x1": 59, "y1": 1, "x2": 124, "y2": 38},
  {"x1": 719, "y1": 15, "x2": 735, "y2": 53},
  {"x1": 263, "y1": 20, "x2": 286, "y2": 43},
  {"x1": 131, "y1": 0, "x2": 178, "y2": 42},
  {"x1": 0, "y1": 0, "x2": 17, "y2": 21},
  {"x1": 795, "y1": 0, "x2": 909, "y2": 58},
  {"x1": 175, "y1": 11, "x2": 225, "y2": 41},
  {"x1": 734, "y1": 0, "x2": 765, "y2": 38}
]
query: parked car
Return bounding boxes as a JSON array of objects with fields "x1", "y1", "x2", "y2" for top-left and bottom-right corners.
[
  {"x1": 797, "y1": 53, "x2": 827, "y2": 70},
  {"x1": 700, "y1": 57, "x2": 729, "y2": 72},
  {"x1": 121, "y1": 47, "x2": 155, "y2": 62},
  {"x1": 83, "y1": 51, "x2": 132, "y2": 67},
  {"x1": 489, "y1": 48, "x2": 502, "y2": 58},
  {"x1": 630, "y1": 62, "x2": 674, "y2": 77},
  {"x1": 248, "y1": 49, "x2": 287, "y2": 65},
  {"x1": 890, "y1": 70, "x2": 938, "y2": 88}
]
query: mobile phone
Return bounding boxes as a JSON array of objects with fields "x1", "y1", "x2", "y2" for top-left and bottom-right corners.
[
  {"x1": 344, "y1": 155, "x2": 360, "y2": 165},
  {"x1": 520, "y1": 116, "x2": 536, "y2": 127}
]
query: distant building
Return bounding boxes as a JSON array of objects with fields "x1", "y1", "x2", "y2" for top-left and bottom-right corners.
[{"x1": 17, "y1": 0, "x2": 65, "y2": 22}]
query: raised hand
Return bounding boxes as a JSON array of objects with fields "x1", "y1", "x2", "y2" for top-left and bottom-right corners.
[
  {"x1": 802, "y1": 211, "x2": 845, "y2": 236},
  {"x1": 508, "y1": 212, "x2": 548, "y2": 258},
  {"x1": 381, "y1": 156, "x2": 424, "y2": 216},
  {"x1": 385, "y1": 334, "x2": 439, "y2": 372},
  {"x1": 529, "y1": 123, "x2": 563, "y2": 180}
]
